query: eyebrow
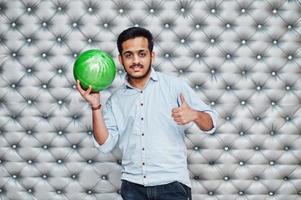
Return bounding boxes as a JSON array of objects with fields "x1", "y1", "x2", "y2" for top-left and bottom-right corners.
[{"x1": 122, "y1": 49, "x2": 148, "y2": 56}]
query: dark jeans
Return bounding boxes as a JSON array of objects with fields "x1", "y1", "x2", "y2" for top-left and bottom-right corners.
[{"x1": 121, "y1": 180, "x2": 192, "y2": 200}]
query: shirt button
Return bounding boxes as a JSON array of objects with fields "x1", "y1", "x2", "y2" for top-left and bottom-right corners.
[
  {"x1": 140, "y1": 103, "x2": 143, "y2": 106},
  {"x1": 142, "y1": 162, "x2": 145, "y2": 165},
  {"x1": 144, "y1": 176, "x2": 146, "y2": 178},
  {"x1": 142, "y1": 148, "x2": 145, "y2": 150},
  {"x1": 141, "y1": 117, "x2": 144, "y2": 120},
  {"x1": 142, "y1": 133, "x2": 144, "y2": 136}
]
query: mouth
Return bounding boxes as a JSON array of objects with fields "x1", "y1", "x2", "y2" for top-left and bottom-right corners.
[{"x1": 130, "y1": 65, "x2": 143, "y2": 72}]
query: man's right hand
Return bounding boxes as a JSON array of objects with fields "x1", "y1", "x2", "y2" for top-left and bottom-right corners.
[{"x1": 76, "y1": 80, "x2": 100, "y2": 107}]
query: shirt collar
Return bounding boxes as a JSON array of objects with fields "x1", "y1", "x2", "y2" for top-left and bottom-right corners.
[{"x1": 124, "y1": 67, "x2": 158, "y2": 89}]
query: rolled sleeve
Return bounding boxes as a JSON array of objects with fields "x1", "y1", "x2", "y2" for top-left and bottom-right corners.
[
  {"x1": 93, "y1": 97, "x2": 119, "y2": 153},
  {"x1": 179, "y1": 80, "x2": 218, "y2": 134}
]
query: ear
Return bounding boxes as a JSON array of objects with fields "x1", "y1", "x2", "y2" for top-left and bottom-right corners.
[
  {"x1": 118, "y1": 54, "x2": 123, "y2": 65},
  {"x1": 151, "y1": 51, "x2": 155, "y2": 63}
]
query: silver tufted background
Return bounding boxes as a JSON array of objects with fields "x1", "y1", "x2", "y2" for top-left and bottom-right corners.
[{"x1": 1, "y1": 0, "x2": 301, "y2": 199}]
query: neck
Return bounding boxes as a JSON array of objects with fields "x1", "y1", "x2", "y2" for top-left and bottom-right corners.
[{"x1": 128, "y1": 73, "x2": 150, "y2": 90}]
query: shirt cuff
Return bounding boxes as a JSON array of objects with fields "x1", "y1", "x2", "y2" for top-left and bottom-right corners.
[{"x1": 202, "y1": 110, "x2": 218, "y2": 134}]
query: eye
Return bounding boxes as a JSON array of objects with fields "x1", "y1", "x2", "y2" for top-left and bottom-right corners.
[
  {"x1": 139, "y1": 51, "x2": 147, "y2": 57},
  {"x1": 124, "y1": 53, "x2": 132, "y2": 59}
]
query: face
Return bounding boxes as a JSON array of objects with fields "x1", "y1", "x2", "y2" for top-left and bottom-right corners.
[{"x1": 118, "y1": 37, "x2": 155, "y2": 82}]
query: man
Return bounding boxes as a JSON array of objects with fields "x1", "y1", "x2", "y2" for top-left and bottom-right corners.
[{"x1": 76, "y1": 27, "x2": 217, "y2": 200}]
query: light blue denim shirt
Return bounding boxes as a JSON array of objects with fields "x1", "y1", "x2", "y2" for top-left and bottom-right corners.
[{"x1": 94, "y1": 68, "x2": 218, "y2": 187}]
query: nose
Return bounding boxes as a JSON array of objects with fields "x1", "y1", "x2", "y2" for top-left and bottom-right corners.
[{"x1": 133, "y1": 54, "x2": 139, "y2": 64}]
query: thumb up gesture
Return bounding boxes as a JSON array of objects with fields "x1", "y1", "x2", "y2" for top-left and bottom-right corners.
[{"x1": 171, "y1": 93, "x2": 197, "y2": 125}]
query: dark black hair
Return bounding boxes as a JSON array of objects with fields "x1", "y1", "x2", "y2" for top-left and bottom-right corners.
[{"x1": 117, "y1": 27, "x2": 153, "y2": 54}]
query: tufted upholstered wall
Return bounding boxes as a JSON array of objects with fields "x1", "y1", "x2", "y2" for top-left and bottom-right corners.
[{"x1": 0, "y1": 0, "x2": 301, "y2": 199}]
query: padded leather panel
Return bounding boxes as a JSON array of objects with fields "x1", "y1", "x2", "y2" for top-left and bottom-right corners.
[{"x1": 0, "y1": 0, "x2": 300, "y2": 199}]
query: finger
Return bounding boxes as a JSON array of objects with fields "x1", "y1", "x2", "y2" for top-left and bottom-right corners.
[
  {"x1": 180, "y1": 93, "x2": 186, "y2": 105},
  {"x1": 171, "y1": 107, "x2": 181, "y2": 113},
  {"x1": 84, "y1": 85, "x2": 92, "y2": 96},
  {"x1": 171, "y1": 112, "x2": 181, "y2": 118}
]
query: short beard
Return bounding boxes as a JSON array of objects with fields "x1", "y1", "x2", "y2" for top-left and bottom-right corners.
[{"x1": 124, "y1": 60, "x2": 152, "y2": 80}]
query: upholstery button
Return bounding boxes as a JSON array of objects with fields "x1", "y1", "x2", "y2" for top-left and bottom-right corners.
[
  {"x1": 103, "y1": 23, "x2": 108, "y2": 28},
  {"x1": 271, "y1": 71, "x2": 277, "y2": 76},
  {"x1": 118, "y1": 8, "x2": 124, "y2": 14},
  {"x1": 272, "y1": 9, "x2": 277, "y2": 14},
  {"x1": 72, "y1": 22, "x2": 77, "y2": 28},
  {"x1": 195, "y1": 24, "x2": 200, "y2": 29},
  {"x1": 193, "y1": 146, "x2": 199, "y2": 151},
  {"x1": 57, "y1": 6, "x2": 62, "y2": 11},
  {"x1": 209, "y1": 161, "x2": 215, "y2": 165},
  {"x1": 27, "y1": 160, "x2": 33, "y2": 164},
  {"x1": 57, "y1": 130, "x2": 63, "y2": 135},
  {"x1": 11, "y1": 83, "x2": 16, "y2": 88},
  {"x1": 256, "y1": 85, "x2": 262, "y2": 91},
  {"x1": 254, "y1": 146, "x2": 260, "y2": 151},
  {"x1": 273, "y1": 40, "x2": 278, "y2": 44},
  {"x1": 284, "y1": 146, "x2": 290, "y2": 151},
  {"x1": 225, "y1": 23, "x2": 231, "y2": 28},
  {"x1": 87, "y1": 130, "x2": 93, "y2": 135},
  {"x1": 42, "y1": 145, "x2": 48, "y2": 149},
  {"x1": 287, "y1": 55, "x2": 293, "y2": 60},
  {"x1": 224, "y1": 146, "x2": 230, "y2": 151},
  {"x1": 57, "y1": 159, "x2": 63, "y2": 164},
  {"x1": 285, "y1": 85, "x2": 291, "y2": 91},
  {"x1": 256, "y1": 54, "x2": 262, "y2": 60},
  {"x1": 88, "y1": 7, "x2": 93, "y2": 12},
  {"x1": 257, "y1": 24, "x2": 263, "y2": 29},
  {"x1": 180, "y1": 8, "x2": 185, "y2": 13},
  {"x1": 210, "y1": 38, "x2": 215, "y2": 43},
  {"x1": 239, "y1": 131, "x2": 245, "y2": 136},
  {"x1": 149, "y1": 8, "x2": 154, "y2": 13},
  {"x1": 41, "y1": 22, "x2": 47, "y2": 27},
  {"x1": 11, "y1": 22, "x2": 16, "y2": 28},
  {"x1": 208, "y1": 191, "x2": 214, "y2": 196},
  {"x1": 223, "y1": 176, "x2": 229, "y2": 181},
  {"x1": 269, "y1": 160, "x2": 275, "y2": 166},
  {"x1": 12, "y1": 174, "x2": 18, "y2": 179},
  {"x1": 254, "y1": 176, "x2": 260, "y2": 181},
  {"x1": 71, "y1": 144, "x2": 77, "y2": 149},
  {"x1": 283, "y1": 176, "x2": 289, "y2": 181},
  {"x1": 211, "y1": 8, "x2": 216, "y2": 14},
  {"x1": 42, "y1": 174, "x2": 48, "y2": 179},
  {"x1": 73, "y1": 53, "x2": 78, "y2": 58},
  {"x1": 87, "y1": 159, "x2": 93, "y2": 164},
  {"x1": 42, "y1": 83, "x2": 47, "y2": 89},
  {"x1": 270, "y1": 130, "x2": 275, "y2": 136},
  {"x1": 71, "y1": 174, "x2": 77, "y2": 179},
  {"x1": 11, "y1": 144, "x2": 17, "y2": 149},
  {"x1": 269, "y1": 191, "x2": 274, "y2": 196},
  {"x1": 87, "y1": 190, "x2": 93, "y2": 194},
  {"x1": 26, "y1": 7, "x2": 32, "y2": 12},
  {"x1": 164, "y1": 23, "x2": 170, "y2": 28},
  {"x1": 238, "y1": 191, "x2": 244, "y2": 195},
  {"x1": 26, "y1": 38, "x2": 32, "y2": 43},
  {"x1": 27, "y1": 188, "x2": 33, "y2": 193},
  {"x1": 101, "y1": 175, "x2": 107, "y2": 180},
  {"x1": 241, "y1": 8, "x2": 246, "y2": 13},
  {"x1": 56, "y1": 190, "x2": 62, "y2": 194},
  {"x1": 57, "y1": 68, "x2": 63, "y2": 74},
  {"x1": 287, "y1": 25, "x2": 292, "y2": 29},
  {"x1": 241, "y1": 39, "x2": 246, "y2": 45},
  {"x1": 239, "y1": 161, "x2": 245, "y2": 166},
  {"x1": 194, "y1": 176, "x2": 200, "y2": 180}
]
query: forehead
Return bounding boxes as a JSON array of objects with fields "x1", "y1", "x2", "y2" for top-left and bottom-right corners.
[{"x1": 121, "y1": 37, "x2": 149, "y2": 53}]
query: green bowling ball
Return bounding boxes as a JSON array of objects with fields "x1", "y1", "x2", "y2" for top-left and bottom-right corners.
[{"x1": 73, "y1": 49, "x2": 116, "y2": 92}]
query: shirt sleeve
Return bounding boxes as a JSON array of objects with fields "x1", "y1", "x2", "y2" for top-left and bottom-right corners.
[
  {"x1": 177, "y1": 79, "x2": 218, "y2": 134},
  {"x1": 93, "y1": 97, "x2": 119, "y2": 153}
]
